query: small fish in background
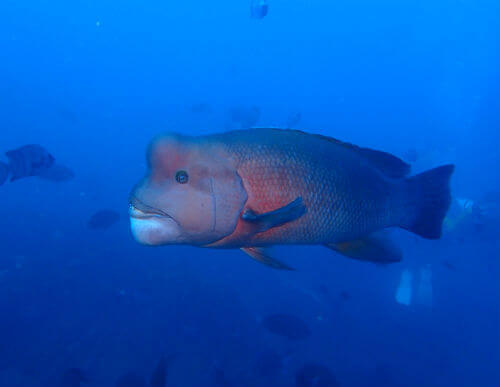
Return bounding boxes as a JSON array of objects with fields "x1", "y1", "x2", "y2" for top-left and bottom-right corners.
[
  {"x1": 441, "y1": 259, "x2": 457, "y2": 271},
  {"x1": 403, "y1": 147, "x2": 419, "y2": 163},
  {"x1": 339, "y1": 291, "x2": 351, "y2": 301},
  {"x1": 0, "y1": 144, "x2": 74, "y2": 185},
  {"x1": 295, "y1": 363, "x2": 339, "y2": 387},
  {"x1": 3, "y1": 144, "x2": 54, "y2": 182},
  {"x1": 228, "y1": 106, "x2": 260, "y2": 128},
  {"x1": 88, "y1": 210, "x2": 120, "y2": 229},
  {"x1": 262, "y1": 313, "x2": 310, "y2": 340},
  {"x1": 59, "y1": 368, "x2": 89, "y2": 387},
  {"x1": 115, "y1": 372, "x2": 146, "y2": 387},
  {"x1": 250, "y1": 0, "x2": 269, "y2": 19},
  {"x1": 286, "y1": 111, "x2": 302, "y2": 128}
]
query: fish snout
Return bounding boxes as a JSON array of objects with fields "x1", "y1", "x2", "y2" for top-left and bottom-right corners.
[{"x1": 128, "y1": 197, "x2": 183, "y2": 245}]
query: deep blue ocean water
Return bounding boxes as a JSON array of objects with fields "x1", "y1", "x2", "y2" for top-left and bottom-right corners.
[{"x1": 0, "y1": 0, "x2": 499, "y2": 386}]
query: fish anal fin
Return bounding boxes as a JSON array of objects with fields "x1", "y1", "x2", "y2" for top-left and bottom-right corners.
[
  {"x1": 241, "y1": 196, "x2": 306, "y2": 233},
  {"x1": 326, "y1": 233, "x2": 402, "y2": 264},
  {"x1": 241, "y1": 247, "x2": 295, "y2": 270}
]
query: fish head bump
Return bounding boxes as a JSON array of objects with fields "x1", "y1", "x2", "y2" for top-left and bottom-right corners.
[{"x1": 129, "y1": 133, "x2": 247, "y2": 246}]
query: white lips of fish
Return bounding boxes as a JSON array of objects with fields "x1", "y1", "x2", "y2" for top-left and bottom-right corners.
[{"x1": 129, "y1": 205, "x2": 181, "y2": 245}]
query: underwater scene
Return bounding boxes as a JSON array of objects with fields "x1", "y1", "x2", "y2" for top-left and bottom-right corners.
[{"x1": 1, "y1": 0, "x2": 499, "y2": 386}]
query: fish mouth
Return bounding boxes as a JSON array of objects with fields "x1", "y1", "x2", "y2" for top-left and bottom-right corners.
[
  {"x1": 128, "y1": 196, "x2": 183, "y2": 245},
  {"x1": 128, "y1": 197, "x2": 173, "y2": 220}
]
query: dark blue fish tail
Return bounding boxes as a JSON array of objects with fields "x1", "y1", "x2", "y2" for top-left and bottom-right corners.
[
  {"x1": 400, "y1": 164, "x2": 455, "y2": 239},
  {"x1": 0, "y1": 161, "x2": 9, "y2": 185}
]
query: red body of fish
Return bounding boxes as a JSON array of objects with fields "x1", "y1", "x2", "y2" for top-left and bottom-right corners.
[{"x1": 129, "y1": 129, "x2": 454, "y2": 266}]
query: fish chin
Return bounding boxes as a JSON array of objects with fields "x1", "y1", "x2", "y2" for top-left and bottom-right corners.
[{"x1": 130, "y1": 216, "x2": 182, "y2": 245}]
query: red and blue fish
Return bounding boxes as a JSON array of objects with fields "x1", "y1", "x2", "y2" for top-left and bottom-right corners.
[{"x1": 129, "y1": 129, "x2": 454, "y2": 269}]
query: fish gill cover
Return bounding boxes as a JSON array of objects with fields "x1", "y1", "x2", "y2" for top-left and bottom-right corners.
[{"x1": 0, "y1": 0, "x2": 499, "y2": 386}]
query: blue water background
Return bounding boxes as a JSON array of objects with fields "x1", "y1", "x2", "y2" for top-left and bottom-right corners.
[{"x1": 0, "y1": 0, "x2": 498, "y2": 386}]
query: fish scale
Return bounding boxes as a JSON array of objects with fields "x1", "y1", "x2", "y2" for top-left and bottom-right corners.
[{"x1": 216, "y1": 129, "x2": 396, "y2": 245}]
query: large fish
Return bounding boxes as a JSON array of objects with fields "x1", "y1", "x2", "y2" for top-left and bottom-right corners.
[{"x1": 129, "y1": 129, "x2": 454, "y2": 269}]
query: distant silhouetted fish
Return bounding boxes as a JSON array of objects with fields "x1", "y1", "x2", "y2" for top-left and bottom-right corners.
[
  {"x1": 0, "y1": 144, "x2": 73, "y2": 185},
  {"x1": 115, "y1": 372, "x2": 146, "y2": 387},
  {"x1": 296, "y1": 363, "x2": 339, "y2": 387},
  {"x1": 262, "y1": 314, "x2": 310, "y2": 340},
  {"x1": 339, "y1": 291, "x2": 351, "y2": 300},
  {"x1": 441, "y1": 260, "x2": 457, "y2": 272},
  {"x1": 60, "y1": 368, "x2": 88, "y2": 387},
  {"x1": 250, "y1": 0, "x2": 269, "y2": 19},
  {"x1": 5, "y1": 144, "x2": 55, "y2": 181},
  {"x1": 88, "y1": 210, "x2": 120, "y2": 229}
]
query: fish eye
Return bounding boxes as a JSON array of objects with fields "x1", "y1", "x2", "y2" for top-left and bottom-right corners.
[{"x1": 175, "y1": 170, "x2": 189, "y2": 184}]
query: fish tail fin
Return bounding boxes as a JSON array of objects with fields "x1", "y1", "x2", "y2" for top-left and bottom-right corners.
[
  {"x1": 400, "y1": 164, "x2": 454, "y2": 239},
  {"x1": 0, "y1": 162, "x2": 9, "y2": 185}
]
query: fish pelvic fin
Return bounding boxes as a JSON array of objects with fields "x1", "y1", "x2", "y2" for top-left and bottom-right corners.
[
  {"x1": 241, "y1": 196, "x2": 306, "y2": 233},
  {"x1": 241, "y1": 247, "x2": 295, "y2": 270},
  {"x1": 400, "y1": 164, "x2": 454, "y2": 239},
  {"x1": 326, "y1": 232, "x2": 402, "y2": 264}
]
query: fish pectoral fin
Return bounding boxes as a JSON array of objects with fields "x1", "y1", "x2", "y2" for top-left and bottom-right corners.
[
  {"x1": 241, "y1": 247, "x2": 295, "y2": 270},
  {"x1": 241, "y1": 197, "x2": 306, "y2": 233},
  {"x1": 326, "y1": 232, "x2": 402, "y2": 264}
]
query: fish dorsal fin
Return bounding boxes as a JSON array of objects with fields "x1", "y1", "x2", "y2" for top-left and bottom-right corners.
[{"x1": 291, "y1": 130, "x2": 411, "y2": 178}]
